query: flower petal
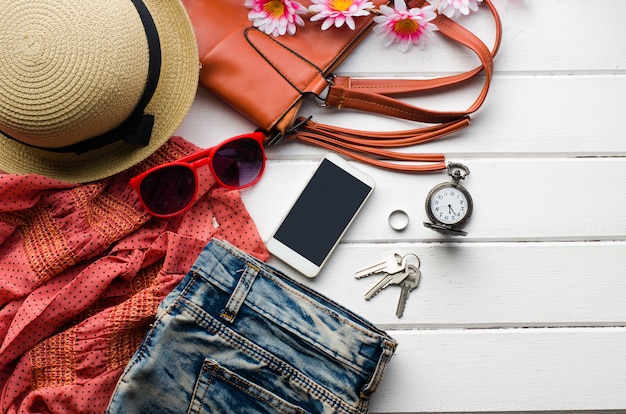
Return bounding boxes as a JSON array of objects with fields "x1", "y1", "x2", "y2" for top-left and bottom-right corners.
[
  {"x1": 321, "y1": 17, "x2": 334, "y2": 30},
  {"x1": 345, "y1": 15, "x2": 356, "y2": 29},
  {"x1": 246, "y1": 0, "x2": 308, "y2": 36}
]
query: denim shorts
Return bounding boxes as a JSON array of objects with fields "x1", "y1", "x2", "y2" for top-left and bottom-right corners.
[{"x1": 106, "y1": 239, "x2": 397, "y2": 414}]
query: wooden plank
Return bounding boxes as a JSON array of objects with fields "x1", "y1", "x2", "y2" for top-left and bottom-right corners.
[
  {"x1": 368, "y1": 328, "x2": 626, "y2": 413},
  {"x1": 178, "y1": 76, "x2": 626, "y2": 158},
  {"x1": 261, "y1": 241, "x2": 626, "y2": 328},
  {"x1": 241, "y1": 158, "x2": 626, "y2": 242},
  {"x1": 338, "y1": 0, "x2": 626, "y2": 74},
  {"x1": 296, "y1": 75, "x2": 626, "y2": 156}
]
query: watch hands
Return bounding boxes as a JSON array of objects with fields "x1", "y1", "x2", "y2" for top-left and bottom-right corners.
[{"x1": 448, "y1": 204, "x2": 457, "y2": 215}]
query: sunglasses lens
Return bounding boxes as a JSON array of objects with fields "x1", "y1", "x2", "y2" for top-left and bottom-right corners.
[
  {"x1": 139, "y1": 165, "x2": 196, "y2": 216},
  {"x1": 213, "y1": 138, "x2": 264, "y2": 188}
]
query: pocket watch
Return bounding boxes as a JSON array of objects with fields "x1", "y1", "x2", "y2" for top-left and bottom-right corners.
[{"x1": 423, "y1": 162, "x2": 473, "y2": 236}]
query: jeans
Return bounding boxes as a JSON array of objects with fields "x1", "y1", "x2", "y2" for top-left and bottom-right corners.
[{"x1": 106, "y1": 239, "x2": 397, "y2": 414}]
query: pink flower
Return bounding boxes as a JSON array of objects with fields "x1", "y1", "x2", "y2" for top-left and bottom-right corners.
[
  {"x1": 373, "y1": 0, "x2": 438, "y2": 52},
  {"x1": 436, "y1": 0, "x2": 483, "y2": 18},
  {"x1": 245, "y1": 0, "x2": 308, "y2": 36},
  {"x1": 309, "y1": 0, "x2": 375, "y2": 30}
]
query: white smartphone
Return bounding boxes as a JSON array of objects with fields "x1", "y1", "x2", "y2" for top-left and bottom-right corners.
[{"x1": 267, "y1": 153, "x2": 375, "y2": 278}]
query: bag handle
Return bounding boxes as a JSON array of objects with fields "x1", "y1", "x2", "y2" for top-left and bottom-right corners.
[
  {"x1": 289, "y1": 0, "x2": 502, "y2": 172},
  {"x1": 334, "y1": 1, "x2": 501, "y2": 95},
  {"x1": 326, "y1": 0, "x2": 501, "y2": 120}
]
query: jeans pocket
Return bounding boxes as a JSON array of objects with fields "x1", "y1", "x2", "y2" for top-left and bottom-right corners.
[{"x1": 188, "y1": 358, "x2": 310, "y2": 414}]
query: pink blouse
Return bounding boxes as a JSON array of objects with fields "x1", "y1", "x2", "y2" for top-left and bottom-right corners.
[{"x1": 0, "y1": 136, "x2": 269, "y2": 413}]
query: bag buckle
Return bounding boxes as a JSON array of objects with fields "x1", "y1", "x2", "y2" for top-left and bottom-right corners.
[{"x1": 266, "y1": 116, "x2": 313, "y2": 146}]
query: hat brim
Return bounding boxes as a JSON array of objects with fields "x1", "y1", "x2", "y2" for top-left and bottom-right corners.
[{"x1": 0, "y1": 0, "x2": 199, "y2": 183}]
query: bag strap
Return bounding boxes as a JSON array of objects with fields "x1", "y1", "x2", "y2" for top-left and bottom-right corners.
[
  {"x1": 289, "y1": 0, "x2": 502, "y2": 172},
  {"x1": 326, "y1": 0, "x2": 501, "y2": 121}
]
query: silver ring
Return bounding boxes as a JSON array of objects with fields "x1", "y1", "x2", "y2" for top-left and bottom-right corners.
[{"x1": 388, "y1": 209, "x2": 409, "y2": 231}]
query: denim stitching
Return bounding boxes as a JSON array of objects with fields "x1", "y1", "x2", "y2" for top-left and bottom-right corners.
[
  {"x1": 209, "y1": 361, "x2": 309, "y2": 414},
  {"x1": 214, "y1": 241, "x2": 380, "y2": 340},
  {"x1": 220, "y1": 264, "x2": 259, "y2": 323},
  {"x1": 126, "y1": 271, "x2": 200, "y2": 364},
  {"x1": 187, "y1": 360, "x2": 215, "y2": 414},
  {"x1": 178, "y1": 299, "x2": 355, "y2": 414}
]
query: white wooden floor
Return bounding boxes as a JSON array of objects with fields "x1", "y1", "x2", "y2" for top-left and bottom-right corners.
[{"x1": 176, "y1": 1, "x2": 626, "y2": 412}]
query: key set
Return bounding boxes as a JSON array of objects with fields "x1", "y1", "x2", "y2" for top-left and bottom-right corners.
[{"x1": 355, "y1": 251, "x2": 422, "y2": 318}]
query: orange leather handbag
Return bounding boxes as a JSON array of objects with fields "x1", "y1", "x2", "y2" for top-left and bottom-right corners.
[{"x1": 181, "y1": 0, "x2": 502, "y2": 172}]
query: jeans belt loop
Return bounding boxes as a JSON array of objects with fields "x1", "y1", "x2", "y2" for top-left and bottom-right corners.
[{"x1": 220, "y1": 263, "x2": 259, "y2": 323}]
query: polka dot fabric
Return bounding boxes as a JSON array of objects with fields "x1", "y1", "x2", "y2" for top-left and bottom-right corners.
[{"x1": 0, "y1": 136, "x2": 268, "y2": 413}]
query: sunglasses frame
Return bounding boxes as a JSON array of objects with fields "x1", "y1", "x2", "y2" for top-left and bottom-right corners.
[{"x1": 130, "y1": 132, "x2": 266, "y2": 218}]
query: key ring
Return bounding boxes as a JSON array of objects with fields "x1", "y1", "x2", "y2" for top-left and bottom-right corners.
[
  {"x1": 388, "y1": 209, "x2": 409, "y2": 231},
  {"x1": 402, "y1": 252, "x2": 421, "y2": 269}
]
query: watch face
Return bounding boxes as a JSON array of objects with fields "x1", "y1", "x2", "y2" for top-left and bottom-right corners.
[{"x1": 426, "y1": 183, "x2": 472, "y2": 227}]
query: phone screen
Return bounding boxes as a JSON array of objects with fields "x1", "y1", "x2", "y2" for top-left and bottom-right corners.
[{"x1": 272, "y1": 158, "x2": 373, "y2": 266}]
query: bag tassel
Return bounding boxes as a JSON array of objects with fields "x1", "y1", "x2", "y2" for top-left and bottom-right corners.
[{"x1": 287, "y1": 116, "x2": 471, "y2": 172}]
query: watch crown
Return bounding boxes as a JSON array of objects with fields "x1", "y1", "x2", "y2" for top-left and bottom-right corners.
[{"x1": 447, "y1": 162, "x2": 470, "y2": 183}]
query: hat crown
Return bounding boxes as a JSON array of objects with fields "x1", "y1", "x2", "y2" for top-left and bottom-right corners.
[{"x1": 0, "y1": 0, "x2": 150, "y2": 148}]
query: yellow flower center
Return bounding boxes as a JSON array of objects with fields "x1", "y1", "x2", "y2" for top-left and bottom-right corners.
[
  {"x1": 394, "y1": 18, "x2": 419, "y2": 35},
  {"x1": 329, "y1": 0, "x2": 354, "y2": 12},
  {"x1": 264, "y1": 0, "x2": 285, "y2": 17}
]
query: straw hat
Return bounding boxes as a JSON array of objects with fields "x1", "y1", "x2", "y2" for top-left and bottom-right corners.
[{"x1": 0, "y1": 0, "x2": 199, "y2": 183}]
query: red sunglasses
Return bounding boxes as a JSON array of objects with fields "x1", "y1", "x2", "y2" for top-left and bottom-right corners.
[{"x1": 130, "y1": 132, "x2": 266, "y2": 218}]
